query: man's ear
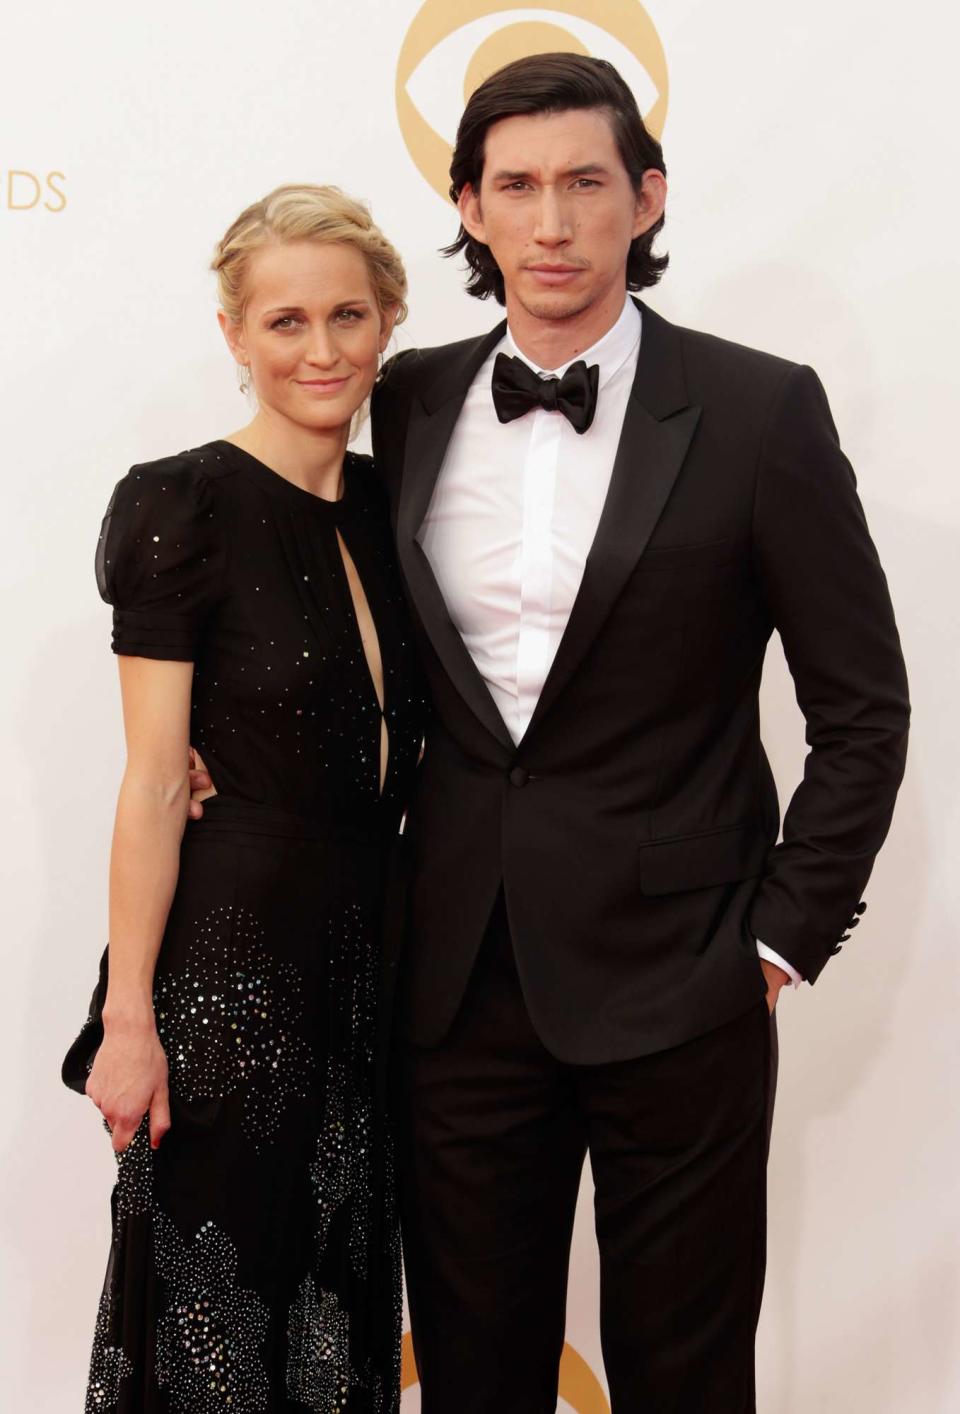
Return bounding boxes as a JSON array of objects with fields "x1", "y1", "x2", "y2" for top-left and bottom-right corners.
[
  {"x1": 217, "y1": 309, "x2": 249, "y2": 370},
  {"x1": 457, "y1": 182, "x2": 487, "y2": 244},
  {"x1": 632, "y1": 169, "x2": 668, "y2": 240}
]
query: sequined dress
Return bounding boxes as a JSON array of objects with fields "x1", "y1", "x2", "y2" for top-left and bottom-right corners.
[{"x1": 62, "y1": 441, "x2": 428, "y2": 1413}]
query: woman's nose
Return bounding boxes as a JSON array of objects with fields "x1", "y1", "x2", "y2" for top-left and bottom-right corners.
[{"x1": 304, "y1": 330, "x2": 339, "y2": 367}]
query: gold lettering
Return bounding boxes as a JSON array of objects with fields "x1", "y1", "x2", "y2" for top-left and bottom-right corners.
[
  {"x1": 8, "y1": 170, "x2": 41, "y2": 210},
  {"x1": 44, "y1": 170, "x2": 67, "y2": 213}
]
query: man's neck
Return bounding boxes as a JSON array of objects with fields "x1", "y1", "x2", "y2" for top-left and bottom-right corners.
[{"x1": 504, "y1": 283, "x2": 630, "y2": 372}]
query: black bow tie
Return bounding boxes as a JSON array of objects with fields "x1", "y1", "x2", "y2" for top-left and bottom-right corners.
[{"x1": 491, "y1": 352, "x2": 600, "y2": 435}]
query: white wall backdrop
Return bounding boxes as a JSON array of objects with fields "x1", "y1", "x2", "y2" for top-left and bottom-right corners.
[{"x1": 2, "y1": 1, "x2": 958, "y2": 1409}]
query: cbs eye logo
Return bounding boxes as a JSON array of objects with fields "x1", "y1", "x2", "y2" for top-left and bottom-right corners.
[{"x1": 396, "y1": 0, "x2": 668, "y2": 203}]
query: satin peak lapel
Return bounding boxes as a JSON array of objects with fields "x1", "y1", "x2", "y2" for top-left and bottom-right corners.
[
  {"x1": 396, "y1": 323, "x2": 515, "y2": 752},
  {"x1": 524, "y1": 303, "x2": 702, "y2": 739}
]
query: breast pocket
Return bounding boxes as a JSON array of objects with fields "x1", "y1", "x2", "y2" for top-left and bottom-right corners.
[{"x1": 636, "y1": 538, "x2": 742, "y2": 574}]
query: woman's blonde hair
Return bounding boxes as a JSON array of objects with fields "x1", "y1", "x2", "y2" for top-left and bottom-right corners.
[{"x1": 211, "y1": 183, "x2": 408, "y2": 327}]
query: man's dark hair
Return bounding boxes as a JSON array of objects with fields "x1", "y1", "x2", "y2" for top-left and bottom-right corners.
[{"x1": 444, "y1": 52, "x2": 668, "y2": 303}]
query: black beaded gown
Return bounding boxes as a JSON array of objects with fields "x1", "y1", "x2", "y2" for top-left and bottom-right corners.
[{"x1": 62, "y1": 440, "x2": 428, "y2": 1413}]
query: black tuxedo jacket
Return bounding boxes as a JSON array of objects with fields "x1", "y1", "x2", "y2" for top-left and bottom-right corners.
[{"x1": 371, "y1": 300, "x2": 909, "y2": 1064}]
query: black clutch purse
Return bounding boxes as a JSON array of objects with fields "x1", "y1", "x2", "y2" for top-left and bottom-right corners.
[{"x1": 61, "y1": 945, "x2": 109, "y2": 1094}]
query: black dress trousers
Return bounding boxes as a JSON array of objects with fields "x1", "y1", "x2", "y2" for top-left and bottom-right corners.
[{"x1": 396, "y1": 894, "x2": 772, "y2": 1414}]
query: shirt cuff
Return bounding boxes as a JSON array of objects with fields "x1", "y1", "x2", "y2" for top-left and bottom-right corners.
[{"x1": 756, "y1": 941, "x2": 803, "y2": 988}]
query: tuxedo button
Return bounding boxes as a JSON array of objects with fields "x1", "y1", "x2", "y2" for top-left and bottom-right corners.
[{"x1": 509, "y1": 766, "x2": 529, "y2": 788}]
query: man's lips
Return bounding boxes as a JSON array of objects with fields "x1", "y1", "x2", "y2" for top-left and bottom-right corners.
[{"x1": 524, "y1": 265, "x2": 584, "y2": 284}]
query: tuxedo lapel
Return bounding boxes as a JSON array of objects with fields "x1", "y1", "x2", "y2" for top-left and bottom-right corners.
[
  {"x1": 396, "y1": 322, "x2": 515, "y2": 753},
  {"x1": 524, "y1": 302, "x2": 702, "y2": 739}
]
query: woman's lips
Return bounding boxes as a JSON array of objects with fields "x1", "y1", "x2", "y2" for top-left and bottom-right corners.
[{"x1": 295, "y1": 376, "x2": 352, "y2": 392}]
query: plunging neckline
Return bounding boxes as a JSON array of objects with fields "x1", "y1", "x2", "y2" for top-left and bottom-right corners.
[
  {"x1": 336, "y1": 527, "x2": 390, "y2": 798},
  {"x1": 213, "y1": 439, "x2": 391, "y2": 798}
]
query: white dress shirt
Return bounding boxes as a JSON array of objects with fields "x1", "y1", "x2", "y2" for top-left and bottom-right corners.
[{"x1": 418, "y1": 296, "x2": 801, "y2": 987}]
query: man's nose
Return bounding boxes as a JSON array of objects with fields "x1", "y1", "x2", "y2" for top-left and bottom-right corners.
[{"x1": 532, "y1": 188, "x2": 571, "y2": 246}]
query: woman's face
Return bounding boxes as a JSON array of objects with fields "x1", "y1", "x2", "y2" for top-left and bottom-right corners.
[{"x1": 222, "y1": 239, "x2": 395, "y2": 433}]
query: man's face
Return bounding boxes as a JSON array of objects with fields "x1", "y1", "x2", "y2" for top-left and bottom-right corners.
[{"x1": 459, "y1": 106, "x2": 661, "y2": 324}]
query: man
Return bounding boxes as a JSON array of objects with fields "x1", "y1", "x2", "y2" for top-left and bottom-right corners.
[{"x1": 367, "y1": 53, "x2": 909, "y2": 1412}]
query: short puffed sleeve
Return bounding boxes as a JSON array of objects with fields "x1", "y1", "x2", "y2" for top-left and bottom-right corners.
[{"x1": 95, "y1": 456, "x2": 225, "y2": 660}]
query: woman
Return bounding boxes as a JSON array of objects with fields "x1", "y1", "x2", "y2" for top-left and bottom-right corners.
[{"x1": 62, "y1": 185, "x2": 428, "y2": 1412}]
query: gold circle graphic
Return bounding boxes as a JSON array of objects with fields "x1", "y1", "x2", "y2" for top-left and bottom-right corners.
[
  {"x1": 464, "y1": 22, "x2": 590, "y2": 100},
  {"x1": 400, "y1": 1330, "x2": 611, "y2": 1412},
  {"x1": 396, "y1": 0, "x2": 669, "y2": 202}
]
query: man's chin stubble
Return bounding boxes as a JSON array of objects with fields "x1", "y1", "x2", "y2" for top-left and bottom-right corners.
[{"x1": 515, "y1": 289, "x2": 597, "y2": 323}]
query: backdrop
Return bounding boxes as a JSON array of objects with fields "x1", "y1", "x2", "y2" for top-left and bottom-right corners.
[{"x1": 2, "y1": 1, "x2": 957, "y2": 1409}]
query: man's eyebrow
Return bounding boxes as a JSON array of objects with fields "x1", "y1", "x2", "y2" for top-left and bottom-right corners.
[{"x1": 491, "y1": 163, "x2": 611, "y2": 182}]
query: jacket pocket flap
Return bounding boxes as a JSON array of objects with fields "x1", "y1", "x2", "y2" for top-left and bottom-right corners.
[
  {"x1": 638, "y1": 825, "x2": 769, "y2": 895},
  {"x1": 637, "y1": 537, "x2": 741, "y2": 572}
]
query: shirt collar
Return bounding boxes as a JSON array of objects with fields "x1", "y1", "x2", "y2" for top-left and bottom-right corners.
[{"x1": 503, "y1": 294, "x2": 642, "y2": 391}]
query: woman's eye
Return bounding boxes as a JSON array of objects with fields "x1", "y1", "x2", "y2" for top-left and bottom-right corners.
[
  {"x1": 335, "y1": 308, "x2": 366, "y2": 323},
  {"x1": 271, "y1": 316, "x2": 300, "y2": 330}
]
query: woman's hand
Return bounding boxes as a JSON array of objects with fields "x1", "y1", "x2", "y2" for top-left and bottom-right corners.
[
  {"x1": 187, "y1": 745, "x2": 217, "y2": 820},
  {"x1": 85, "y1": 1016, "x2": 171, "y2": 1154}
]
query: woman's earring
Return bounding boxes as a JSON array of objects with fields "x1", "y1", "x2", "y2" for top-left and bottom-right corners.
[{"x1": 237, "y1": 363, "x2": 251, "y2": 394}]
